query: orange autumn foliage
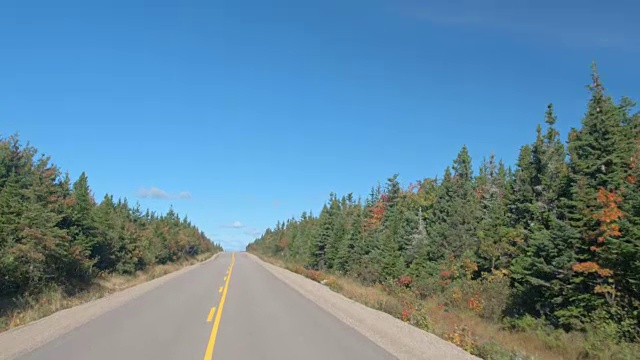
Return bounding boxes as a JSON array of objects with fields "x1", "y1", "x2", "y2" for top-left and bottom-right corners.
[
  {"x1": 591, "y1": 188, "x2": 623, "y2": 250},
  {"x1": 278, "y1": 237, "x2": 289, "y2": 251},
  {"x1": 572, "y1": 261, "x2": 613, "y2": 277},
  {"x1": 365, "y1": 196, "x2": 387, "y2": 230}
]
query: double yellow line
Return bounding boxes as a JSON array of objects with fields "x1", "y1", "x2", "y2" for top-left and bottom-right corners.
[{"x1": 203, "y1": 253, "x2": 235, "y2": 360}]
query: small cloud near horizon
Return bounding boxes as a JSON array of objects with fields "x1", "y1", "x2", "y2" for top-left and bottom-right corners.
[
  {"x1": 221, "y1": 221, "x2": 244, "y2": 229},
  {"x1": 136, "y1": 187, "x2": 192, "y2": 200},
  {"x1": 244, "y1": 228, "x2": 263, "y2": 238}
]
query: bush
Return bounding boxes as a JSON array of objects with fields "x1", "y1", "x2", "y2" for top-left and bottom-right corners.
[
  {"x1": 447, "y1": 325, "x2": 478, "y2": 354},
  {"x1": 580, "y1": 311, "x2": 640, "y2": 360},
  {"x1": 442, "y1": 273, "x2": 511, "y2": 321},
  {"x1": 504, "y1": 315, "x2": 571, "y2": 351},
  {"x1": 409, "y1": 303, "x2": 432, "y2": 332},
  {"x1": 323, "y1": 277, "x2": 342, "y2": 292},
  {"x1": 410, "y1": 275, "x2": 440, "y2": 299},
  {"x1": 378, "y1": 297, "x2": 404, "y2": 318},
  {"x1": 504, "y1": 314, "x2": 547, "y2": 333},
  {"x1": 477, "y1": 273, "x2": 511, "y2": 321},
  {"x1": 475, "y1": 341, "x2": 532, "y2": 360}
]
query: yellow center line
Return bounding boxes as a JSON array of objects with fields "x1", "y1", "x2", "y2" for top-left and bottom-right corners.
[
  {"x1": 207, "y1": 307, "x2": 217, "y2": 322},
  {"x1": 204, "y1": 253, "x2": 235, "y2": 360},
  {"x1": 218, "y1": 287, "x2": 222, "y2": 293}
]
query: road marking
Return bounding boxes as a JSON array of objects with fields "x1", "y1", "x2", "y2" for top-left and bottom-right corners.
[
  {"x1": 204, "y1": 253, "x2": 235, "y2": 360},
  {"x1": 218, "y1": 287, "x2": 222, "y2": 293},
  {"x1": 224, "y1": 276, "x2": 227, "y2": 281},
  {"x1": 207, "y1": 307, "x2": 216, "y2": 322}
]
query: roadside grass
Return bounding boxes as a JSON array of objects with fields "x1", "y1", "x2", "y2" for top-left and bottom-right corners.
[
  {"x1": 257, "y1": 255, "x2": 639, "y2": 360},
  {"x1": 0, "y1": 252, "x2": 216, "y2": 332}
]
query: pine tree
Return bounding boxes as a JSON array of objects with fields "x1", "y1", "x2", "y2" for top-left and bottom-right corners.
[
  {"x1": 325, "y1": 194, "x2": 344, "y2": 269},
  {"x1": 476, "y1": 155, "x2": 513, "y2": 272},
  {"x1": 562, "y1": 64, "x2": 631, "y2": 329},
  {"x1": 508, "y1": 104, "x2": 579, "y2": 325},
  {"x1": 310, "y1": 204, "x2": 332, "y2": 270},
  {"x1": 445, "y1": 146, "x2": 480, "y2": 258}
]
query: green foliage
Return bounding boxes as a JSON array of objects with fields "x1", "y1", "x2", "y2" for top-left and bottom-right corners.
[
  {"x1": 0, "y1": 135, "x2": 222, "y2": 299},
  {"x1": 474, "y1": 341, "x2": 532, "y2": 360},
  {"x1": 247, "y1": 65, "x2": 640, "y2": 352}
]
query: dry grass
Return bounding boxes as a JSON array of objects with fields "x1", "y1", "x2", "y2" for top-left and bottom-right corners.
[
  {"x1": 333, "y1": 276, "x2": 404, "y2": 317},
  {"x1": 257, "y1": 255, "x2": 596, "y2": 360},
  {"x1": 422, "y1": 299, "x2": 585, "y2": 359},
  {"x1": 0, "y1": 252, "x2": 216, "y2": 332}
]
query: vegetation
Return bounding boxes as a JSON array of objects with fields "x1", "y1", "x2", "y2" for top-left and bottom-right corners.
[
  {"x1": 0, "y1": 135, "x2": 222, "y2": 329},
  {"x1": 248, "y1": 65, "x2": 640, "y2": 359}
]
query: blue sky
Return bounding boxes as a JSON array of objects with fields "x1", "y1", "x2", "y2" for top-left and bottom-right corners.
[{"x1": 1, "y1": 0, "x2": 639, "y2": 250}]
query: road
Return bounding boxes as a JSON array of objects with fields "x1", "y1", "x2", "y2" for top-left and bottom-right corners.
[{"x1": 17, "y1": 252, "x2": 396, "y2": 360}]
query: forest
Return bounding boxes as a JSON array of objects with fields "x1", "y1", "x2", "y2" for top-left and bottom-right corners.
[
  {"x1": 0, "y1": 135, "x2": 222, "y2": 302},
  {"x1": 248, "y1": 66, "x2": 640, "y2": 356}
]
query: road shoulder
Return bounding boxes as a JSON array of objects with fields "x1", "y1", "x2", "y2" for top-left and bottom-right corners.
[{"x1": 248, "y1": 253, "x2": 479, "y2": 360}]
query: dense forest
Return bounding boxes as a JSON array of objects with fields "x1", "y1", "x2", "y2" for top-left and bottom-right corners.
[
  {"x1": 248, "y1": 66, "x2": 640, "y2": 344},
  {"x1": 0, "y1": 135, "x2": 222, "y2": 300}
]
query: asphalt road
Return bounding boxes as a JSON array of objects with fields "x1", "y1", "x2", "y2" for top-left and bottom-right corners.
[{"x1": 17, "y1": 252, "x2": 396, "y2": 360}]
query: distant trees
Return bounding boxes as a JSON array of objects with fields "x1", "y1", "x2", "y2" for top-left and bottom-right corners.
[
  {"x1": 247, "y1": 66, "x2": 640, "y2": 340},
  {"x1": 0, "y1": 136, "x2": 222, "y2": 299}
]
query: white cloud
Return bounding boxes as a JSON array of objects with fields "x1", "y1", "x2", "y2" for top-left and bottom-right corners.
[
  {"x1": 222, "y1": 221, "x2": 244, "y2": 229},
  {"x1": 136, "y1": 187, "x2": 192, "y2": 200},
  {"x1": 177, "y1": 192, "x2": 192, "y2": 199},
  {"x1": 407, "y1": 1, "x2": 638, "y2": 51},
  {"x1": 244, "y1": 228, "x2": 263, "y2": 238}
]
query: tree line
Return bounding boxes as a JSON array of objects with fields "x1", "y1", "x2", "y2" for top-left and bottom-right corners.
[
  {"x1": 248, "y1": 65, "x2": 640, "y2": 340},
  {"x1": 0, "y1": 135, "x2": 222, "y2": 299}
]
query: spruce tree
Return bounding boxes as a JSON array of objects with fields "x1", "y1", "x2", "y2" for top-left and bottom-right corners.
[
  {"x1": 563, "y1": 64, "x2": 630, "y2": 329},
  {"x1": 446, "y1": 146, "x2": 480, "y2": 258}
]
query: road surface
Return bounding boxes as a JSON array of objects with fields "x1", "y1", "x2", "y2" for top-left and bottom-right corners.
[{"x1": 17, "y1": 252, "x2": 396, "y2": 360}]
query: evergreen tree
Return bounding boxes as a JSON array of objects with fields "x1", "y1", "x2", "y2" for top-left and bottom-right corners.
[
  {"x1": 562, "y1": 65, "x2": 631, "y2": 329},
  {"x1": 310, "y1": 204, "x2": 332, "y2": 270},
  {"x1": 0, "y1": 135, "x2": 221, "y2": 300},
  {"x1": 246, "y1": 65, "x2": 640, "y2": 340},
  {"x1": 476, "y1": 155, "x2": 513, "y2": 272},
  {"x1": 446, "y1": 146, "x2": 480, "y2": 258}
]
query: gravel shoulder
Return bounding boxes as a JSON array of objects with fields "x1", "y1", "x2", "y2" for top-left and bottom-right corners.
[
  {"x1": 0, "y1": 253, "x2": 220, "y2": 360},
  {"x1": 249, "y1": 253, "x2": 480, "y2": 360}
]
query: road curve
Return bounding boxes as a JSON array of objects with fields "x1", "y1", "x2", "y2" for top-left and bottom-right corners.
[{"x1": 15, "y1": 252, "x2": 396, "y2": 360}]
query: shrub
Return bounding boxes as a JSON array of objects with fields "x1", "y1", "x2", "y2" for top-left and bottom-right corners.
[
  {"x1": 396, "y1": 275, "x2": 413, "y2": 288},
  {"x1": 475, "y1": 341, "x2": 532, "y2": 360},
  {"x1": 504, "y1": 315, "x2": 572, "y2": 351},
  {"x1": 580, "y1": 311, "x2": 640, "y2": 360},
  {"x1": 410, "y1": 275, "x2": 440, "y2": 299},
  {"x1": 378, "y1": 297, "x2": 404, "y2": 318},
  {"x1": 504, "y1": 314, "x2": 546, "y2": 333},
  {"x1": 409, "y1": 303, "x2": 432, "y2": 332},
  {"x1": 447, "y1": 325, "x2": 478, "y2": 354},
  {"x1": 323, "y1": 277, "x2": 342, "y2": 292},
  {"x1": 477, "y1": 273, "x2": 511, "y2": 321},
  {"x1": 445, "y1": 272, "x2": 511, "y2": 321}
]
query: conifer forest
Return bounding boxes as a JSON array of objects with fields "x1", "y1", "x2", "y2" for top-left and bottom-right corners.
[
  {"x1": 0, "y1": 136, "x2": 222, "y2": 300},
  {"x1": 248, "y1": 67, "x2": 640, "y2": 347}
]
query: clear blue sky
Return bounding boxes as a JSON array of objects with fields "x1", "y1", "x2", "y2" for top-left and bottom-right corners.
[{"x1": 2, "y1": 0, "x2": 639, "y2": 250}]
